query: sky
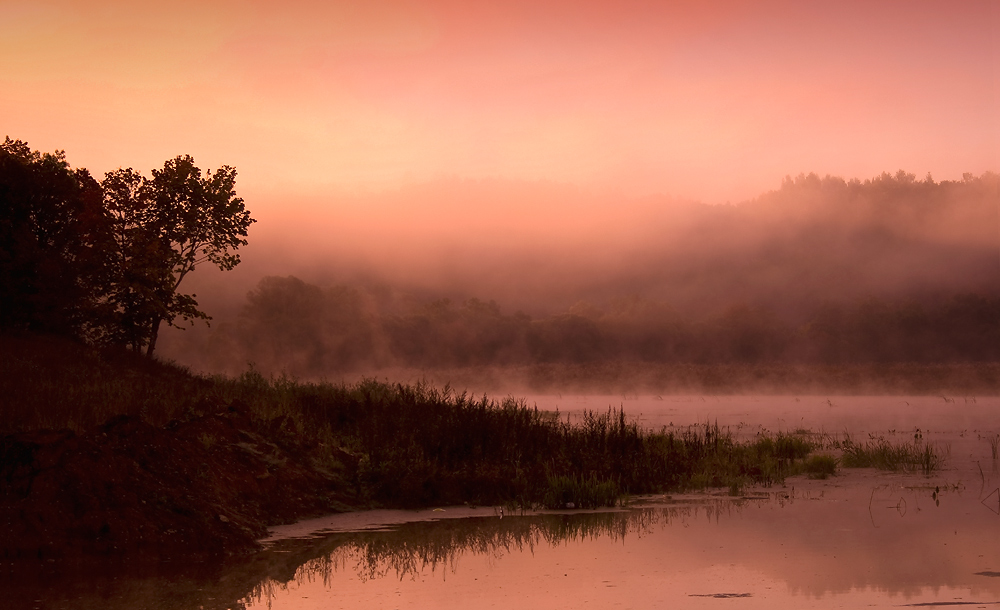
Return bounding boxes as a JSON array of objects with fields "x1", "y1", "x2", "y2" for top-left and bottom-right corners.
[{"x1": 2, "y1": 0, "x2": 997, "y2": 207}]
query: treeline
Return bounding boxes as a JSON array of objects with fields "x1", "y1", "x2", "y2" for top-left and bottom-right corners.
[
  {"x1": 627, "y1": 170, "x2": 1000, "y2": 316},
  {"x1": 264, "y1": 170, "x2": 999, "y2": 319},
  {"x1": 190, "y1": 275, "x2": 1000, "y2": 376},
  {"x1": 0, "y1": 138, "x2": 253, "y2": 355}
]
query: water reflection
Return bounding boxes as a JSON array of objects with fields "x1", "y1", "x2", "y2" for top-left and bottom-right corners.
[
  {"x1": 1, "y1": 557, "x2": 259, "y2": 610},
  {"x1": 1, "y1": 500, "x2": 734, "y2": 610},
  {"x1": 239, "y1": 474, "x2": 1000, "y2": 609},
  {"x1": 255, "y1": 499, "x2": 735, "y2": 588},
  {"x1": 6, "y1": 479, "x2": 1000, "y2": 610},
  {"x1": 8, "y1": 395, "x2": 1000, "y2": 609}
]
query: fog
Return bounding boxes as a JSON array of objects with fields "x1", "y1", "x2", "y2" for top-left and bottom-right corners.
[{"x1": 159, "y1": 170, "x2": 1000, "y2": 385}]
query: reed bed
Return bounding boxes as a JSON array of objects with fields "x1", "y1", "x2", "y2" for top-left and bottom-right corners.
[
  {"x1": 190, "y1": 372, "x2": 826, "y2": 507},
  {"x1": 2, "y1": 334, "x2": 827, "y2": 508},
  {"x1": 5, "y1": 334, "x2": 950, "y2": 510},
  {"x1": 836, "y1": 433, "x2": 943, "y2": 474},
  {"x1": 11, "y1": 334, "x2": 950, "y2": 508}
]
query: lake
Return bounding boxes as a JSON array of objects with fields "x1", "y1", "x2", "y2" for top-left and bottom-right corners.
[{"x1": 7, "y1": 395, "x2": 1000, "y2": 609}]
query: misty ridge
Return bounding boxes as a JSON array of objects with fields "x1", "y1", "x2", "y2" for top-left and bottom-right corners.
[{"x1": 162, "y1": 170, "x2": 1000, "y2": 380}]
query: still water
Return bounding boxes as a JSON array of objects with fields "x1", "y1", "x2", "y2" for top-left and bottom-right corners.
[{"x1": 9, "y1": 396, "x2": 1000, "y2": 609}]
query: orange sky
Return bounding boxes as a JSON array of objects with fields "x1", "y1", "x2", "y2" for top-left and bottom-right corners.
[{"x1": 2, "y1": 0, "x2": 997, "y2": 205}]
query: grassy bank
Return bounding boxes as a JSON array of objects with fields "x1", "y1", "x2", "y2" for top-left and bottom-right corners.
[
  {"x1": 2, "y1": 333, "x2": 949, "y2": 517},
  {"x1": 2, "y1": 333, "x2": 825, "y2": 510},
  {"x1": 206, "y1": 372, "x2": 821, "y2": 507}
]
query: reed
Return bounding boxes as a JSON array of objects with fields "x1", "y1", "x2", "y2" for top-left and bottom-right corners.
[
  {"x1": 837, "y1": 433, "x2": 943, "y2": 474},
  {"x1": 2, "y1": 333, "x2": 824, "y2": 508},
  {"x1": 803, "y1": 454, "x2": 838, "y2": 479}
]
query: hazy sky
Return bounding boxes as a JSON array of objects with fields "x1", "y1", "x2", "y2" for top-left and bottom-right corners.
[{"x1": 2, "y1": 0, "x2": 997, "y2": 205}]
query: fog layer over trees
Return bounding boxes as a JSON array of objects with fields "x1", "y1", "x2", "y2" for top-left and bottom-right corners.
[{"x1": 162, "y1": 171, "x2": 1000, "y2": 378}]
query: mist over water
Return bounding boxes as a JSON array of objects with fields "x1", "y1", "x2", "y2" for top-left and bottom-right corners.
[{"x1": 160, "y1": 170, "x2": 1000, "y2": 385}]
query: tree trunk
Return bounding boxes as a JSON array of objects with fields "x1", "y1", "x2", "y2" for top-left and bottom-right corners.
[{"x1": 146, "y1": 317, "x2": 162, "y2": 357}]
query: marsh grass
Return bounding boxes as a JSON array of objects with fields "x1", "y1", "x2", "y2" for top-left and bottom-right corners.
[
  {"x1": 201, "y1": 370, "x2": 822, "y2": 506},
  {"x1": 803, "y1": 454, "x2": 838, "y2": 479},
  {"x1": 3, "y1": 333, "x2": 823, "y2": 508},
  {"x1": 542, "y1": 475, "x2": 621, "y2": 509},
  {"x1": 837, "y1": 433, "x2": 943, "y2": 474}
]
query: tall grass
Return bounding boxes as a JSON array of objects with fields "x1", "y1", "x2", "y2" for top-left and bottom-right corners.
[
  {"x1": 802, "y1": 454, "x2": 838, "y2": 479},
  {"x1": 209, "y1": 373, "x2": 818, "y2": 506},
  {"x1": 837, "y1": 433, "x2": 943, "y2": 474},
  {"x1": 2, "y1": 333, "x2": 822, "y2": 508}
]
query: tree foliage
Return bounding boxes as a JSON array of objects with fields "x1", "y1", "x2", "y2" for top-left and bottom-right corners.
[
  {"x1": 102, "y1": 156, "x2": 254, "y2": 355},
  {"x1": 0, "y1": 138, "x2": 254, "y2": 356},
  {"x1": 0, "y1": 138, "x2": 106, "y2": 337}
]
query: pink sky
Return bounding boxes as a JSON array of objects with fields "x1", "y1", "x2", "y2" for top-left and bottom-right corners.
[{"x1": 2, "y1": 0, "x2": 997, "y2": 205}]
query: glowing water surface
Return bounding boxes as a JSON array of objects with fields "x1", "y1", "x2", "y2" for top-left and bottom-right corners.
[
  {"x1": 8, "y1": 396, "x2": 1000, "y2": 609},
  {"x1": 244, "y1": 395, "x2": 1000, "y2": 610}
]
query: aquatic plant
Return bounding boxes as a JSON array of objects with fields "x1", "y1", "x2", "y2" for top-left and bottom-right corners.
[
  {"x1": 803, "y1": 454, "x2": 838, "y2": 479},
  {"x1": 542, "y1": 474, "x2": 621, "y2": 509},
  {"x1": 837, "y1": 433, "x2": 942, "y2": 474}
]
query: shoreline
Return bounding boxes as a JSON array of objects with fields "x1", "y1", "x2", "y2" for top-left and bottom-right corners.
[{"x1": 2, "y1": 334, "x2": 977, "y2": 564}]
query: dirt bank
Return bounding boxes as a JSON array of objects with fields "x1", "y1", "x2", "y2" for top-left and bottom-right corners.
[{"x1": 0, "y1": 401, "x2": 361, "y2": 561}]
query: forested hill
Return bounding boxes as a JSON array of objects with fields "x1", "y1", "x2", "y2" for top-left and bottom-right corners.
[{"x1": 164, "y1": 171, "x2": 1000, "y2": 377}]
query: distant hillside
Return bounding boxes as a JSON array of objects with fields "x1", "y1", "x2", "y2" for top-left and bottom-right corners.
[{"x1": 161, "y1": 172, "x2": 1000, "y2": 378}]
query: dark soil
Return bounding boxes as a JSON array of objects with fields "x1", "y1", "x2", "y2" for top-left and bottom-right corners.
[{"x1": 0, "y1": 400, "x2": 361, "y2": 561}]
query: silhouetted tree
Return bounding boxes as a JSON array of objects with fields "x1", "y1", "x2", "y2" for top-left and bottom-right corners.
[
  {"x1": 0, "y1": 138, "x2": 107, "y2": 338},
  {"x1": 101, "y1": 156, "x2": 254, "y2": 355}
]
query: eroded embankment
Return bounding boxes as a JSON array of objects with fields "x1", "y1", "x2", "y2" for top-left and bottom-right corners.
[{"x1": 0, "y1": 402, "x2": 361, "y2": 561}]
